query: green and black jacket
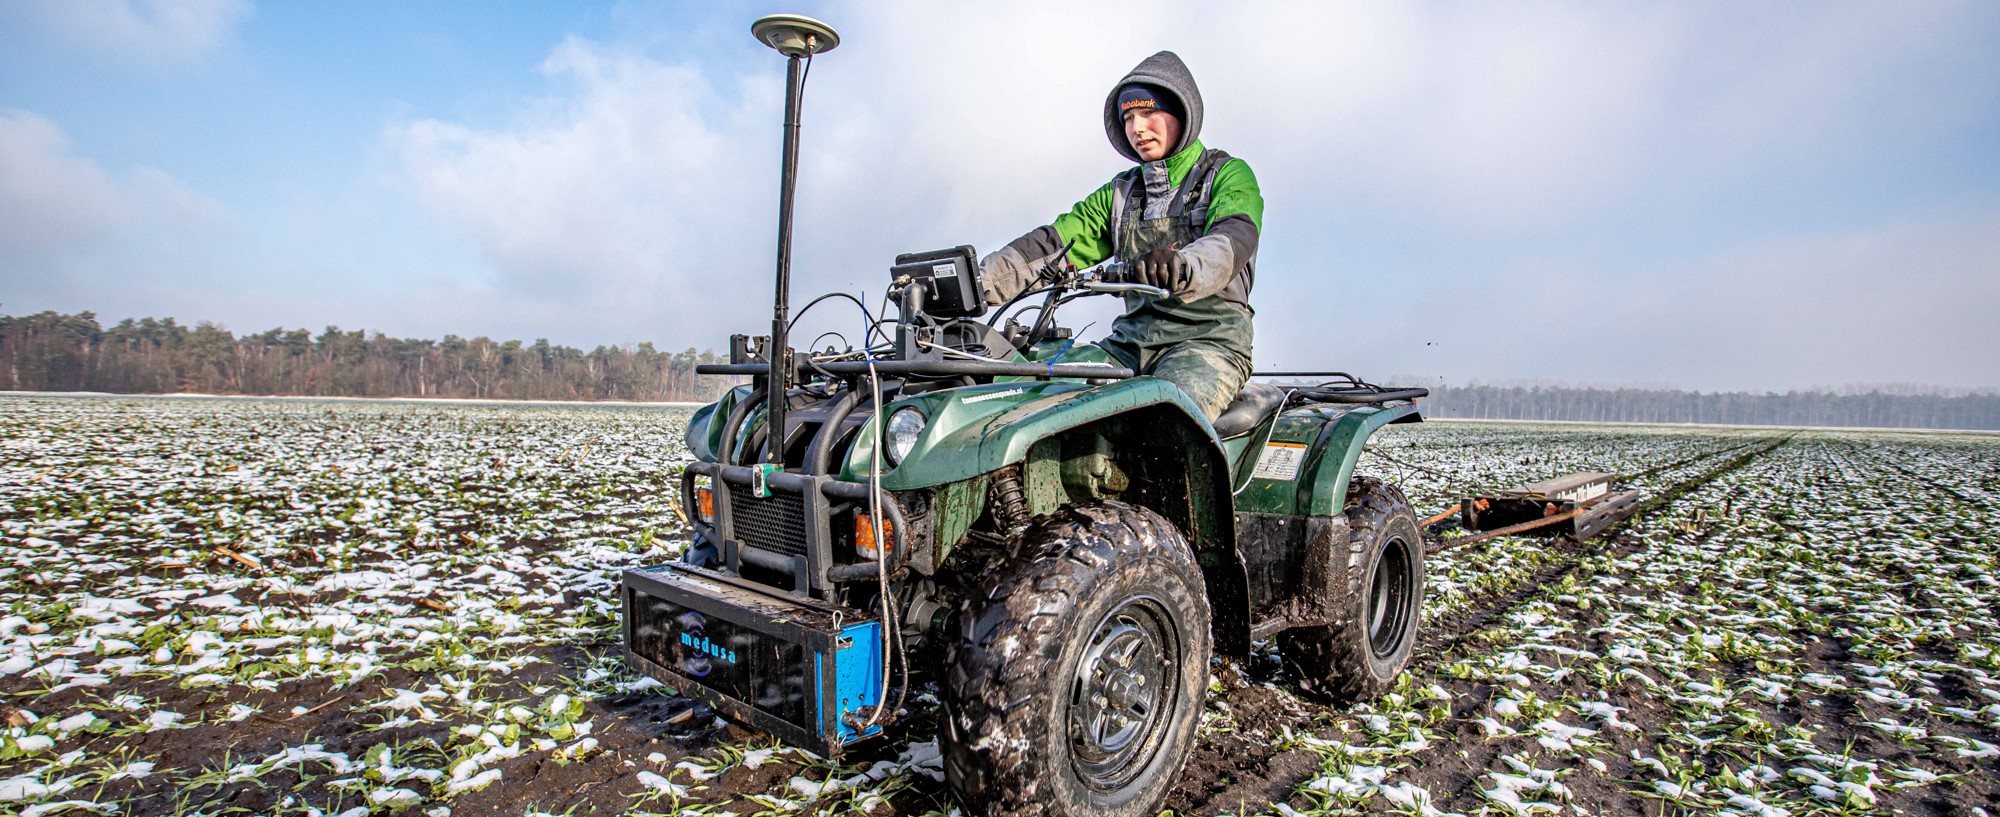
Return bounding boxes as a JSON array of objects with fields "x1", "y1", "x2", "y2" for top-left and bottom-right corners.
[{"x1": 983, "y1": 51, "x2": 1263, "y2": 360}]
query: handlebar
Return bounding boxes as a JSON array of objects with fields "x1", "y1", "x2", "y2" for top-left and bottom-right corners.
[{"x1": 1072, "y1": 259, "x2": 1169, "y2": 299}]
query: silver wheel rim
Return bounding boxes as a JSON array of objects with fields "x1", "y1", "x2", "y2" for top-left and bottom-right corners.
[
  {"x1": 1069, "y1": 595, "x2": 1179, "y2": 791},
  {"x1": 1368, "y1": 534, "x2": 1416, "y2": 661}
]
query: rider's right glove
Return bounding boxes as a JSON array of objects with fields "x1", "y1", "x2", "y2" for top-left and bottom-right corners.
[{"x1": 1132, "y1": 248, "x2": 1190, "y2": 292}]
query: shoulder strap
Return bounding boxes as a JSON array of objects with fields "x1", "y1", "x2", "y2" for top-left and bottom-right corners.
[
  {"x1": 1177, "y1": 149, "x2": 1232, "y2": 228},
  {"x1": 1111, "y1": 169, "x2": 1142, "y2": 256}
]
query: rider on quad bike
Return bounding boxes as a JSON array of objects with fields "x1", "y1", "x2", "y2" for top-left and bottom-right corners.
[
  {"x1": 625, "y1": 23, "x2": 1432, "y2": 817},
  {"x1": 978, "y1": 50, "x2": 1263, "y2": 422}
]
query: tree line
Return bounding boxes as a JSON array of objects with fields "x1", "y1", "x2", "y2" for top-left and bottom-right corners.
[
  {"x1": 0, "y1": 311, "x2": 737, "y2": 403},
  {"x1": 4, "y1": 310, "x2": 1996, "y2": 429},
  {"x1": 1414, "y1": 382, "x2": 2000, "y2": 431}
]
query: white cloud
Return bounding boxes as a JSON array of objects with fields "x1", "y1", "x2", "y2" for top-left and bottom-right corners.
[
  {"x1": 5, "y1": 0, "x2": 253, "y2": 64},
  {"x1": 0, "y1": 109, "x2": 223, "y2": 251},
  {"x1": 0, "y1": 110, "x2": 127, "y2": 248},
  {"x1": 386, "y1": 37, "x2": 784, "y2": 341},
  {"x1": 1212, "y1": 3, "x2": 1683, "y2": 226},
  {"x1": 0, "y1": 109, "x2": 226, "y2": 300},
  {"x1": 357, "y1": 2, "x2": 2000, "y2": 388},
  {"x1": 1311, "y1": 213, "x2": 2000, "y2": 392}
]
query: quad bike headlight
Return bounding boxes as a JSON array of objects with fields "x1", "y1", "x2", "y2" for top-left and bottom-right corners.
[{"x1": 884, "y1": 407, "x2": 926, "y2": 466}]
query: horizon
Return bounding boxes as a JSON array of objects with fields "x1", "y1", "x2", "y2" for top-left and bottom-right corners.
[
  {"x1": 3, "y1": 1, "x2": 1998, "y2": 393},
  {"x1": 9, "y1": 304, "x2": 1999, "y2": 399}
]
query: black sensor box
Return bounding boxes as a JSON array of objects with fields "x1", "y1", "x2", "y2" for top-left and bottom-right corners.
[{"x1": 891, "y1": 245, "x2": 984, "y2": 319}]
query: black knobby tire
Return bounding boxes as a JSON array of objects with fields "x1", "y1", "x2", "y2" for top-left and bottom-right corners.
[
  {"x1": 943, "y1": 501, "x2": 1212, "y2": 817},
  {"x1": 1281, "y1": 476, "x2": 1425, "y2": 703}
]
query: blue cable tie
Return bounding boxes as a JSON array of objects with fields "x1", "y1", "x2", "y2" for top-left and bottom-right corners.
[{"x1": 1045, "y1": 322, "x2": 1093, "y2": 378}]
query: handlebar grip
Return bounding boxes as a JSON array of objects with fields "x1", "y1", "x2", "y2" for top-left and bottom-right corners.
[{"x1": 1082, "y1": 281, "x2": 1169, "y2": 298}]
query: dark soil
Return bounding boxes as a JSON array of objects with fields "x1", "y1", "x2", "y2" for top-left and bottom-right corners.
[{"x1": 11, "y1": 431, "x2": 1997, "y2": 816}]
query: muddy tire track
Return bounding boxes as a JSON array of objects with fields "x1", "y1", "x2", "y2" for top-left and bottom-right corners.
[
  {"x1": 1165, "y1": 433, "x2": 1796, "y2": 815},
  {"x1": 1419, "y1": 432, "x2": 1792, "y2": 671}
]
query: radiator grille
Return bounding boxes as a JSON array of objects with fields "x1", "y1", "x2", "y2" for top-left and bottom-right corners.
[{"x1": 728, "y1": 489, "x2": 808, "y2": 557}]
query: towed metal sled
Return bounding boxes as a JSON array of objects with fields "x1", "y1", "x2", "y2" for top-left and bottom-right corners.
[{"x1": 1446, "y1": 472, "x2": 1642, "y2": 547}]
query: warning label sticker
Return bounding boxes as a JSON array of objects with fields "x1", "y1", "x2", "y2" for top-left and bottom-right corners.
[{"x1": 1251, "y1": 442, "x2": 1308, "y2": 482}]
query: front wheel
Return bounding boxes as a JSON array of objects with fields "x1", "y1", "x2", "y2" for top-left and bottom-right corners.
[
  {"x1": 1281, "y1": 476, "x2": 1425, "y2": 702},
  {"x1": 943, "y1": 502, "x2": 1212, "y2": 817}
]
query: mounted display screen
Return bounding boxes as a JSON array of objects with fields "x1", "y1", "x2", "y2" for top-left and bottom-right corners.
[{"x1": 891, "y1": 245, "x2": 985, "y2": 319}]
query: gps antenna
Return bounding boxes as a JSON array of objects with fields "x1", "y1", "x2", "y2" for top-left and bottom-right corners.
[{"x1": 750, "y1": 14, "x2": 839, "y2": 465}]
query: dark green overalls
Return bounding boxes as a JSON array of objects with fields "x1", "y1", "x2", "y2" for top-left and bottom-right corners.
[{"x1": 1097, "y1": 149, "x2": 1254, "y2": 423}]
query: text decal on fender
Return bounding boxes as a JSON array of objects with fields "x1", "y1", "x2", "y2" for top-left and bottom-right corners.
[
  {"x1": 964, "y1": 388, "x2": 1026, "y2": 404},
  {"x1": 1251, "y1": 442, "x2": 1307, "y2": 481}
]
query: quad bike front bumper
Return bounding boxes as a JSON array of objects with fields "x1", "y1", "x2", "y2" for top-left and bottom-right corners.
[
  {"x1": 623, "y1": 462, "x2": 909, "y2": 757},
  {"x1": 623, "y1": 563, "x2": 888, "y2": 756}
]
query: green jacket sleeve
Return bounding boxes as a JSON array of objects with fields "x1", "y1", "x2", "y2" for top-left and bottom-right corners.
[
  {"x1": 1205, "y1": 159, "x2": 1262, "y2": 233},
  {"x1": 1051, "y1": 180, "x2": 1119, "y2": 268}
]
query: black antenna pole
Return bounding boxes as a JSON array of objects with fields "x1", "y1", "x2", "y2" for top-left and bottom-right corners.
[
  {"x1": 749, "y1": 14, "x2": 838, "y2": 466},
  {"x1": 766, "y1": 52, "x2": 804, "y2": 465}
]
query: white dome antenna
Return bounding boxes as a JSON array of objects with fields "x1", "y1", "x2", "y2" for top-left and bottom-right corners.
[{"x1": 751, "y1": 14, "x2": 839, "y2": 57}]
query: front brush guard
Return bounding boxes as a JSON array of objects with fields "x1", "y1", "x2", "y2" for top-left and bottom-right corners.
[{"x1": 680, "y1": 461, "x2": 910, "y2": 601}]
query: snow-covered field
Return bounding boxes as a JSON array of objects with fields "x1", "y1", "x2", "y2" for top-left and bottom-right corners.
[{"x1": 1, "y1": 395, "x2": 1994, "y2": 816}]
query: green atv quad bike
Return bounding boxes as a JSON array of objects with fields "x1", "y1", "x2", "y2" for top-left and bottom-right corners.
[
  {"x1": 622, "y1": 251, "x2": 1430, "y2": 817},
  {"x1": 622, "y1": 14, "x2": 1430, "y2": 817}
]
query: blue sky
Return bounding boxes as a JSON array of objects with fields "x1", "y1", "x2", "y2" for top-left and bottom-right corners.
[{"x1": 3, "y1": 0, "x2": 1998, "y2": 392}]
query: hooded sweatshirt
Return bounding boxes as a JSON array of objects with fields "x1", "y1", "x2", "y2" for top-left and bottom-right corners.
[{"x1": 983, "y1": 51, "x2": 1262, "y2": 365}]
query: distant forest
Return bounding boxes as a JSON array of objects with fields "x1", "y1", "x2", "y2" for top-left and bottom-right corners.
[
  {"x1": 3, "y1": 310, "x2": 1996, "y2": 430},
  {"x1": 0, "y1": 311, "x2": 736, "y2": 403}
]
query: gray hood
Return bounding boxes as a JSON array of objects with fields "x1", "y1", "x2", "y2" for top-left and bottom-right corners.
[{"x1": 1103, "y1": 50, "x2": 1203, "y2": 163}]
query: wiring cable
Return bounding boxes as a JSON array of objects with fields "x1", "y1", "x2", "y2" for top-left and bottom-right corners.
[
  {"x1": 1045, "y1": 322, "x2": 1095, "y2": 364},
  {"x1": 1362, "y1": 444, "x2": 1447, "y2": 478},
  {"x1": 805, "y1": 332, "x2": 851, "y2": 356},
  {"x1": 1006, "y1": 304, "x2": 1048, "y2": 328},
  {"x1": 775, "y1": 281, "x2": 907, "y2": 730},
  {"x1": 802, "y1": 332, "x2": 852, "y2": 381},
  {"x1": 985, "y1": 282, "x2": 1058, "y2": 328},
  {"x1": 788, "y1": 292, "x2": 866, "y2": 330},
  {"x1": 850, "y1": 297, "x2": 907, "y2": 731},
  {"x1": 1226, "y1": 381, "x2": 1299, "y2": 497},
  {"x1": 916, "y1": 339, "x2": 1014, "y2": 364},
  {"x1": 790, "y1": 291, "x2": 897, "y2": 349}
]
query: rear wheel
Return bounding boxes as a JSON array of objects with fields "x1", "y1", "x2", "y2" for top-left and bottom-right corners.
[
  {"x1": 943, "y1": 502, "x2": 1211, "y2": 817},
  {"x1": 1281, "y1": 476, "x2": 1424, "y2": 702}
]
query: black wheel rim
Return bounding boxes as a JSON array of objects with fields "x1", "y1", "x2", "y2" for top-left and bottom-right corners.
[
  {"x1": 1069, "y1": 595, "x2": 1178, "y2": 791},
  {"x1": 1367, "y1": 535, "x2": 1415, "y2": 661}
]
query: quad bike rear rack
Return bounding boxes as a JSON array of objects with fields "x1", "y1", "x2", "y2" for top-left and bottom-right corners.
[{"x1": 1252, "y1": 371, "x2": 1431, "y2": 406}]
